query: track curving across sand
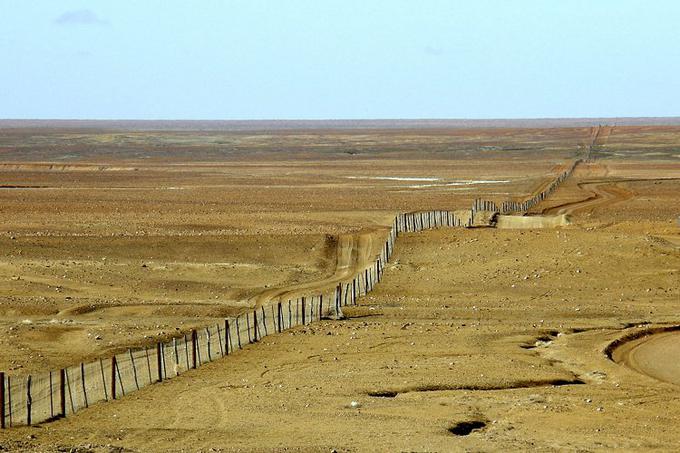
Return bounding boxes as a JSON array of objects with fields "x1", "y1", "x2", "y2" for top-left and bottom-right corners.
[
  {"x1": 542, "y1": 180, "x2": 634, "y2": 216},
  {"x1": 247, "y1": 228, "x2": 385, "y2": 307},
  {"x1": 611, "y1": 329, "x2": 680, "y2": 386}
]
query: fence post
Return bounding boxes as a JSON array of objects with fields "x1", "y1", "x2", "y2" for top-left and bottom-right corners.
[
  {"x1": 225, "y1": 319, "x2": 231, "y2": 354},
  {"x1": 191, "y1": 330, "x2": 198, "y2": 369},
  {"x1": 110, "y1": 358, "x2": 117, "y2": 401},
  {"x1": 277, "y1": 303, "x2": 283, "y2": 333},
  {"x1": 236, "y1": 317, "x2": 242, "y2": 349},
  {"x1": 271, "y1": 304, "x2": 277, "y2": 333},
  {"x1": 48, "y1": 370, "x2": 54, "y2": 419},
  {"x1": 301, "y1": 298, "x2": 306, "y2": 325},
  {"x1": 81, "y1": 362, "x2": 88, "y2": 408},
  {"x1": 216, "y1": 325, "x2": 224, "y2": 357},
  {"x1": 253, "y1": 310, "x2": 259, "y2": 342},
  {"x1": 156, "y1": 343, "x2": 163, "y2": 381},
  {"x1": 0, "y1": 372, "x2": 4, "y2": 429},
  {"x1": 6, "y1": 376, "x2": 10, "y2": 427},
  {"x1": 261, "y1": 306, "x2": 268, "y2": 337},
  {"x1": 319, "y1": 294, "x2": 323, "y2": 321},
  {"x1": 246, "y1": 313, "x2": 252, "y2": 343},
  {"x1": 206, "y1": 328, "x2": 212, "y2": 361},
  {"x1": 26, "y1": 375, "x2": 32, "y2": 426},
  {"x1": 309, "y1": 296, "x2": 315, "y2": 321},
  {"x1": 174, "y1": 338, "x2": 181, "y2": 373}
]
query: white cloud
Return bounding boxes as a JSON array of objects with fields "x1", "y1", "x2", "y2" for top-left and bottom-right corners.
[{"x1": 54, "y1": 9, "x2": 108, "y2": 26}]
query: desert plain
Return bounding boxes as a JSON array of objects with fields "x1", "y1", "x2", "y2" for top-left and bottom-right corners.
[{"x1": 0, "y1": 121, "x2": 679, "y2": 451}]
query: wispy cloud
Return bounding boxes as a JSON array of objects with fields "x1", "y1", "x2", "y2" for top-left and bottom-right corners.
[
  {"x1": 424, "y1": 45, "x2": 445, "y2": 56},
  {"x1": 54, "y1": 9, "x2": 108, "y2": 26}
]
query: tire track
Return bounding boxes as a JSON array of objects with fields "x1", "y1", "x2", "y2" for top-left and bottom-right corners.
[
  {"x1": 247, "y1": 229, "x2": 383, "y2": 308},
  {"x1": 542, "y1": 177, "x2": 680, "y2": 216},
  {"x1": 542, "y1": 180, "x2": 634, "y2": 215}
]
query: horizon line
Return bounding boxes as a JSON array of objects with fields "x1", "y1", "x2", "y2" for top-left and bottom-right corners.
[{"x1": 2, "y1": 116, "x2": 680, "y2": 131}]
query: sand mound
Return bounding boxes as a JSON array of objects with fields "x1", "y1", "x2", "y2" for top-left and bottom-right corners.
[{"x1": 495, "y1": 214, "x2": 569, "y2": 229}]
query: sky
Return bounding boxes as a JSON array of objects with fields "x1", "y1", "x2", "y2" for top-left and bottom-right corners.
[{"x1": 1, "y1": 0, "x2": 680, "y2": 120}]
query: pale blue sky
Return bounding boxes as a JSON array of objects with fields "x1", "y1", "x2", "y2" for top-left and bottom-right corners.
[{"x1": 1, "y1": 0, "x2": 679, "y2": 119}]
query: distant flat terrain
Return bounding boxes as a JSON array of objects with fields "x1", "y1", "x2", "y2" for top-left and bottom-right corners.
[{"x1": 3, "y1": 117, "x2": 680, "y2": 131}]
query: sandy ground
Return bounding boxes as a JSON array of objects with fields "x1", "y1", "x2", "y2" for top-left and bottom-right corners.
[
  {"x1": 1, "y1": 126, "x2": 578, "y2": 374},
  {"x1": 0, "y1": 125, "x2": 679, "y2": 451},
  {"x1": 3, "y1": 209, "x2": 679, "y2": 451},
  {"x1": 612, "y1": 330, "x2": 680, "y2": 386}
]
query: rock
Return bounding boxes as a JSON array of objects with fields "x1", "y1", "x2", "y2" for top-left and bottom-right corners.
[{"x1": 350, "y1": 401, "x2": 361, "y2": 408}]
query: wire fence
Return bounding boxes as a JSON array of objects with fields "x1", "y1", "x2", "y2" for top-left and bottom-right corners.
[
  {"x1": 1, "y1": 208, "x2": 473, "y2": 428},
  {"x1": 1, "y1": 159, "x2": 581, "y2": 428},
  {"x1": 467, "y1": 159, "x2": 582, "y2": 218}
]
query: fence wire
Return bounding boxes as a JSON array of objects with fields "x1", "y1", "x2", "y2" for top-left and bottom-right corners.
[{"x1": 1, "y1": 204, "x2": 536, "y2": 428}]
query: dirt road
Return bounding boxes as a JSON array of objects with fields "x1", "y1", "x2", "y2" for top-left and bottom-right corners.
[
  {"x1": 542, "y1": 180, "x2": 634, "y2": 215},
  {"x1": 613, "y1": 331, "x2": 680, "y2": 386},
  {"x1": 247, "y1": 228, "x2": 386, "y2": 307}
]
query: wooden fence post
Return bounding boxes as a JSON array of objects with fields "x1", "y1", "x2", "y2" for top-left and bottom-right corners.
[
  {"x1": 5, "y1": 376, "x2": 10, "y2": 427},
  {"x1": 253, "y1": 309, "x2": 259, "y2": 342},
  {"x1": 224, "y1": 319, "x2": 229, "y2": 355},
  {"x1": 174, "y1": 338, "x2": 181, "y2": 373},
  {"x1": 157, "y1": 343, "x2": 163, "y2": 381},
  {"x1": 301, "y1": 297, "x2": 306, "y2": 325},
  {"x1": 81, "y1": 362, "x2": 88, "y2": 408},
  {"x1": 225, "y1": 319, "x2": 231, "y2": 354},
  {"x1": 271, "y1": 304, "x2": 277, "y2": 333},
  {"x1": 206, "y1": 328, "x2": 212, "y2": 361},
  {"x1": 363, "y1": 270, "x2": 367, "y2": 293},
  {"x1": 0, "y1": 372, "x2": 4, "y2": 428},
  {"x1": 110, "y1": 358, "x2": 117, "y2": 401},
  {"x1": 191, "y1": 330, "x2": 198, "y2": 369},
  {"x1": 246, "y1": 313, "x2": 252, "y2": 343},
  {"x1": 26, "y1": 375, "x2": 32, "y2": 426},
  {"x1": 261, "y1": 306, "x2": 267, "y2": 337},
  {"x1": 236, "y1": 317, "x2": 242, "y2": 349},
  {"x1": 216, "y1": 325, "x2": 223, "y2": 357},
  {"x1": 48, "y1": 370, "x2": 54, "y2": 419}
]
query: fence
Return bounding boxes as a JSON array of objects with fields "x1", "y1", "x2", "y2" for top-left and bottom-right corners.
[
  {"x1": 467, "y1": 159, "x2": 582, "y2": 217},
  {"x1": 1, "y1": 156, "x2": 585, "y2": 428},
  {"x1": 1, "y1": 209, "x2": 469, "y2": 428}
]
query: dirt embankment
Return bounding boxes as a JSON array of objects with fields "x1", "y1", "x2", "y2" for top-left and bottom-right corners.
[
  {"x1": 248, "y1": 228, "x2": 386, "y2": 307},
  {"x1": 610, "y1": 328, "x2": 680, "y2": 386},
  {"x1": 496, "y1": 214, "x2": 569, "y2": 229}
]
